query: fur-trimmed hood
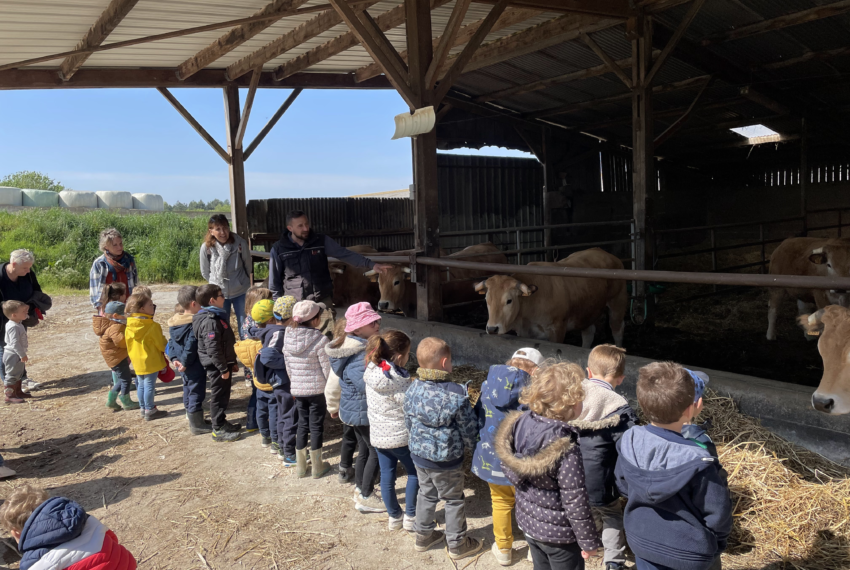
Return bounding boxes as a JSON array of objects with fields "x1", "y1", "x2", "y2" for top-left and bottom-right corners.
[
  {"x1": 568, "y1": 414, "x2": 622, "y2": 433},
  {"x1": 496, "y1": 411, "x2": 578, "y2": 479},
  {"x1": 167, "y1": 312, "x2": 194, "y2": 327},
  {"x1": 326, "y1": 335, "x2": 369, "y2": 426},
  {"x1": 325, "y1": 335, "x2": 367, "y2": 360}
]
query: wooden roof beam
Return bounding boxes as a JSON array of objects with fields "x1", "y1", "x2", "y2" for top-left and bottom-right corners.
[
  {"x1": 244, "y1": 88, "x2": 302, "y2": 160},
  {"x1": 754, "y1": 46, "x2": 850, "y2": 71},
  {"x1": 582, "y1": 32, "x2": 631, "y2": 89},
  {"x1": 59, "y1": 0, "x2": 140, "y2": 81},
  {"x1": 472, "y1": 0, "x2": 631, "y2": 18},
  {"x1": 644, "y1": 0, "x2": 705, "y2": 87},
  {"x1": 355, "y1": 7, "x2": 542, "y2": 83},
  {"x1": 701, "y1": 0, "x2": 850, "y2": 45},
  {"x1": 157, "y1": 87, "x2": 230, "y2": 164},
  {"x1": 654, "y1": 75, "x2": 713, "y2": 148},
  {"x1": 426, "y1": 0, "x2": 473, "y2": 89}
]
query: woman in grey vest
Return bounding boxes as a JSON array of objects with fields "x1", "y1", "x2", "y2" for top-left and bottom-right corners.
[{"x1": 199, "y1": 214, "x2": 252, "y2": 339}]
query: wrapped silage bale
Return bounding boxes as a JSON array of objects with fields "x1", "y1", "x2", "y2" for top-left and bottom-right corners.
[
  {"x1": 96, "y1": 191, "x2": 133, "y2": 209},
  {"x1": 0, "y1": 187, "x2": 22, "y2": 206},
  {"x1": 132, "y1": 193, "x2": 164, "y2": 211},
  {"x1": 22, "y1": 189, "x2": 59, "y2": 208},
  {"x1": 59, "y1": 190, "x2": 98, "y2": 209}
]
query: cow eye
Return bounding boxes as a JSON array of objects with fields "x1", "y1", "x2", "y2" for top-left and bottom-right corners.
[
  {"x1": 827, "y1": 263, "x2": 832, "y2": 268},
  {"x1": 506, "y1": 299, "x2": 512, "y2": 305},
  {"x1": 393, "y1": 280, "x2": 400, "y2": 286}
]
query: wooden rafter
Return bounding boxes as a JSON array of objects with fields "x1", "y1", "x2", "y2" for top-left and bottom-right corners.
[
  {"x1": 582, "y1": 32, "x2": 631, "y2": 88},
  {"x1": 739, "y1": 86, "x2": 790, "y2": 115},
  {"x1": 177, "y1": 0, "x2": 309, "y2": 80},
  {"x1": 355, "y1": 7, "x2": 542, "y2": 83},
  {"x1": 472, "y1": 0, "x2": 630, "y2": 17},
  {"x1": 434, "y1": 0, "x2": 511, "y2": 104},
  {"x1": 59, "y1": 0, "x2": 140, "y2": 81},
  {"x1": 653, "y1": 75, "x2": 713, "y2": 148},
  {"x1": 329, "y1": 0, "x2": 415, "y2": 106},
  {"x1": 701, "y1": 0, "x2": 850, "y2": 45},
  {"x1": 227, "y1": 0, "x2": 381, "y2": 81},
  {"x1": 644, "y1": 0, "x2": 705, "y2": 87},
  {"x1": 244, "y1": 88, "x2": 302, "y2": 160},
  {"x1": 426, "y1": 0, "x2": 473, "y2": 89},
  {"x1": 235, "y1": 68, "x2": 262, "y2": 150},
  {"x1": 754, "y1": 46, "x2": 850, "y2": 71},
  {"x1": 157, "y1": 87, "x2": 230, "y2": 164}
]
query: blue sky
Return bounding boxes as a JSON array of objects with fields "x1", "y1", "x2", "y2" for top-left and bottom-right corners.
[{"x1": 0, "y1": 88, "x2": 532, "y2": 204}]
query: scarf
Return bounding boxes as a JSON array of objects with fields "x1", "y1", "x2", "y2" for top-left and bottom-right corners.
[
  {"x1": 416, "y1": 368, "x2": 453, "y2": 382},
  {"x1": 104, "y1": 250, "x2": 134, "y2": 282},
  {"x1": 209, "y1": 240, "x2": 238, "y2": 289}
]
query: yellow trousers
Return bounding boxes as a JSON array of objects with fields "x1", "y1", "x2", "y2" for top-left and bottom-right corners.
[{"x1": 489, "y1": 483, "x2": 516, "y2": 550}]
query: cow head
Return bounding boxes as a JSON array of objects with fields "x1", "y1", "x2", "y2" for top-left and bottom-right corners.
[
  {"x1": 798, "y1": 305, "x2": 850, "y2": 414},
  {"x1": 365, "y1": 264, "x2": 411, "y2": 312},
  {"x1": 809, "y1": 243, "x2": 850, "y2": 307},
  {"x1": 474, "y1": 275, "x2": 537, "y2": 335}
]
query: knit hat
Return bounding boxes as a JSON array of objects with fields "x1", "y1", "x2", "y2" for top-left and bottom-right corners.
[
  {"x1": 273, "y1": 295, "x2": 297, "y2": 321},
  {"x1": 510, "y1": 347, "x2": 544, "y2": 366},
  {"x1": 104, "y1": 301, "x2": 125, "y2": 316},
  {"x1": 292, "y1": 300, "x2": 325, "y2": 323},
  {"x1": 686, "y1": 369, "x2": 710, "y2": 403},
  {"x1": 344, "y1": 302, "x2": 381, "y2": 333},
  {"x1": 251, "y1": 299, "x2": 274, "y2": 324}
]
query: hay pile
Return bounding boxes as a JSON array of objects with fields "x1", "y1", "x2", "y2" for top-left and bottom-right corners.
[{"x1": 455, "y1": 364, "x2": 488, "y2": 406}]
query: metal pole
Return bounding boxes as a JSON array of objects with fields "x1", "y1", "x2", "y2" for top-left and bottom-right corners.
[{"x1": 801, "y1": 117, "x2": 808, "y2": 236}]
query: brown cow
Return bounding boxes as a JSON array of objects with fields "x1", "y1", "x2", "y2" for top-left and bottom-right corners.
[
  {"x1": 767, "y1": 237, "x2": 850, "y2": 340},
  {"x1": 798, "y1": 305, "x2": 850, "y2": 414},
  {"x1": 365, "y1": 243, "x2": 508, "y2": 317},
  {"x1": 329, "y1": 245, "x2": 379, "y2": 307},
  {"x1": 474, "y1": 248, "x2": 627, "y2": 347}
]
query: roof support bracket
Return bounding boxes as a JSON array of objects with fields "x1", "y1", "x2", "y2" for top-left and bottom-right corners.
[
  {"x1": 235, "y1": 67, "x2": 262, "y2": 150},
  {"x1": 654, "y1": 74, "x2": 713, "y2": 148},
  {"x1": 244, "y1": 88, "x2": 303, "y2": 160},
  {"x1": 425, "y1": 0, "x2": 472, "y2": 90},
  {"x1": 156, "y1": 87, "x2": 231, "y2": 165},
  {"x1": 645, "y1": 0, "x2": 705, "y2": 87},
  {"x1": 582, "y1": 32, "x2": 632, "y2": 89}
]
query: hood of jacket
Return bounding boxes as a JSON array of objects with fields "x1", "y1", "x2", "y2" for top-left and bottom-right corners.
[
  {"x1": 167, "y1": 312, "x2": 194, "y2": 327},
  {"x1": 326, "y1": 336, "x2": 367, "y2": 376},
  {"x1": 284, "y1": 326, "x2": 326, "y2": 356},
  {"x1": 257, "y1": 323, "x2": 286, "y2": 347},
  {"x1": 125, "y1": 313, "x2": 159, "y2": 340},
  {"x1": 617, "y1": 425, "x2": 718, "y2": 504},
  {"x1": 577, "y1": 379, "x2": 630, "y2": 422},
  {"x1": 496, "y1": 411, "x2": 578, "y2": 480},
  {"x1": 168, "y1": 314, "x2": 196, "y2": 346},
  {"x1": 19, "y1": 497, "x2": 88, "y2": 563},
  {"x1": 486, "y1": 365, "x2": 528, "y2": 409},
  {"x1": 91, "y1": 315, "x2": 113, "y2": 337}
]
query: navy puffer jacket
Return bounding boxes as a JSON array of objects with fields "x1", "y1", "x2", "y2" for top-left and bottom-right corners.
[{"x1": 326, "y1": 336, "x2": 369, "y2": 426}]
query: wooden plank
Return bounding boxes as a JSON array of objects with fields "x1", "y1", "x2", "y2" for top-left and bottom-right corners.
[
  {"x1": 235, "y1": 68, "x2": 262, "y2": 150},
  {"x1": 226, "y1": 0, "x2": 381, "y2": 81},
  {"x1": 434, "y1": 0, "x2": 511, "y2": 104},
  {"x1": 701, "y1": 0, "x2": 850, "y2": 45},
  {"x1": 653, "y1": 75, "x2": 713, "y2": 148},
  {"x1": 426, "y1": 0, "x2": 472, "y2": 89},
  {"x1": 244, "y1": 88, "x2": 303, "y2": 160},
  {"x1": 274, "y1": 0, "x2": 452, "y2": 80},
  {"x1": 157, "y1": 87, "x2": 230, "y2": 164},
  {"x1": 177, "y1": 0, "x2": 309, "y2": 80},
  {"x1": 59, "y1": 0, "x2": 140, "y2": 81},
  {"x1": 740, "y1": 86, "x2": 790, "y2": 115},
  {"x1": 644, "y1": 0, "x2": 705, "y2": 87},
  {"x1": 0, "y1": 68, "x2": 393, "y2": 90},
  {"x1": 224, "y1": 85, "x2": 249, "y2": 240},
  {"x1": 355, "y1": 7, "x2": 541, "y2": 83},
  {"x1": 329, "y1": 0, "x2": 416, "y2": 107},
  {"x1": 472, "y1": 0, "x2": 630, "y2": 17},
  {"x1": 582, "y1": 32, "x2": 631, "y2": 88},
  {"x1": 754, "y1": 46, "x2": 850, "y2": 71}
]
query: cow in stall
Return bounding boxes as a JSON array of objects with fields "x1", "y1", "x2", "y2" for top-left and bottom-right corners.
[
  {"x1": 767, "y1": 237, "x2": 850, "y2": 340},
  {"x1": 329, "y1": 245, "x2": 380, "y2": 307},
  {"x1": 364, "y1": 243, "x2": 508, "y2": 317},
  {"x1": 474, "y1": 248, "x2": 627, "y2": 348},
  {"x1": 798, "y1": 305, "x2": 850, "y2": 414}
]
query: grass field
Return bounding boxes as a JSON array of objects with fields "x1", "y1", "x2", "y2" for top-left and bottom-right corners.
[{"x1": 0, "y1": 209, "x2": 268, "y2": 292}]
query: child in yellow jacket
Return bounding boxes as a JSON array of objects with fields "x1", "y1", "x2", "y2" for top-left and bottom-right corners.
[{"x1": 125, "y1": 292, "x2": 168, "y2": 421}]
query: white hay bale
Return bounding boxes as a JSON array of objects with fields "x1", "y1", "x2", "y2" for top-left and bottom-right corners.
[
  {"x1": 21, "y1": 189, "x2": 59, "y2": 208},
  {"x1": 131, "y1": 193, "x2": 164, "y2": 211},
  {"x1": 59, "y1": 190, "x2": 98, "y2": 209},
  {"x1": 96, "y1": 191, "x2": 133, "y2": 209},
  {"x1": 0, "y1": 187, "x2": 22, "y2": 206}
]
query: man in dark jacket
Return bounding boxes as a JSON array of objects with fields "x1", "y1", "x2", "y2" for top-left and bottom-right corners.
[
  {"x1": 615, "y1": 362, "x2": 731, "y2": 570},
  {"x1": 168, "y1": 285, "x2": 211, "y2": 436},
  {"x1": 192, "y1": 284, "x2": 240, "y2": 443}
]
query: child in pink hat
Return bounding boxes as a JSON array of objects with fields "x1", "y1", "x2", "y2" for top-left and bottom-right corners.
[{"x1": 325, "y1": 302, "x2": 385, "y2": 512}]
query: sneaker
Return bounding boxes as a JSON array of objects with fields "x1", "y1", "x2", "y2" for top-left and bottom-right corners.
[
  {"x1": 244, "y1": 378, "x2": 252, "y2": 389},
  {"x1": 527, "y1": 549, "x2": 533, "y2": 562},
  {"x1": 0, "y1": 465, "x2": 16, "y2": 479},
  {"x1": 222, "y1": 421, "x2": 241, "y2": 433},
  {"x1": 212, "y1": 428, "x2": 242, "y2": 442},
  {"x1": 491, "y1": 542, "x2": 512, "y2": 566},
  {"x1": 414, "y1": 530, "x2": 445, "y2": 552},
  {"x1": 605, "y1": 563, "x2": 626, "y2": 570},
  {"x1": 403, "y1": 514, "x2": 415, "y2": 532},
  {"x1": 282, "y1": 455, "x2": 297, "y2": 467},
  {"x1": 270, "y1": 442, "x2": 281, "y2": 455},
  {"x1": 449, "y1": 537, "x2": 484, "y2": 561},
  {"x1": 356, "y1": 492, "x2": 386, "y2": 513},
  {"x1": 22, "y1": 379, "x2": 41, "y2": 392},
  {"x1": 144, "y1": 408, "x2": 167, "y2": 421},
  {"x1": 388, "y1": 514, "x2": 403, "y2": 531},
  {"x1": 338, "y1": 466, "x2": 355, "y2": 484},
  {"x1": 261, "y1": 436, "x2": 272, "y2": 448},
  {"x1": 352, "y1": 487, "x2": 361, "y2": 502}
]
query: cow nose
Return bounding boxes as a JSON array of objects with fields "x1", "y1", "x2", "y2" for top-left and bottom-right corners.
[
  {"x1": 486, "y1": 326, "x2": 499, "y2": 335},
  {"x1": 812, "y1": 393, "x2": 835, "y2": 413},
  {"x1": 378, "y1": 301, "x2": 389, "y2": 311}
]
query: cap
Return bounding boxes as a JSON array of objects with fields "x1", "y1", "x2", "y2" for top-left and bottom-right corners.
[
  {"x1": 273, "y1": 296, "x2": 297, "y2": 321},
  {"x1": 510, "y1": 347, "x2": 544, "y2": 366},
  {"x1": 292, "y1": 300, "x2": 325, "y2": 323},
  {"x1": 251, "y1": 299, "x2": 274, "y2": 324},
  {"x1": 104, "y1": 301, "x2": 125, "y2": 316},
  {"x1": 344, "y1": 302, "x2": 381, "y2": 333},
  {"x1": 686, "y1": 369, "x2": 710, "y2": 403}
]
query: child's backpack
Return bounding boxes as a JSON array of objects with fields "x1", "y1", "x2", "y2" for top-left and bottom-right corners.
[{"x1": 234, "y1": 338, "x2": 263, "y2": 372}]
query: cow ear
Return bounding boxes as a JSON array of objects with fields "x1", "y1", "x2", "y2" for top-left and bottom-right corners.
[
  {"x1": 474, "y1": 280, "x2": 487, "y2": 294},
  {"x1": 798, "y1": 309, "x2": 826, "y2": 337},
  {"x1": 519, "y1": 284, "x2": 538, "y2": 296},
  {"x1": 809, "y1": 247, "x2": 827, "y2": 265}
]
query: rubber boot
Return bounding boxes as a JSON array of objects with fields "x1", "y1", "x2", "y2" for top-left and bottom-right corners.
[
  {"x1": 106, "y1": 390, "x2": 122, "y2": 411},
  {"x1": 118, "y1": 394, "x2": 140, "y2": 410},
  {"x1": 310, "y1": 447, "x2": 331, "y2": 479},
  {"x1": 14, "y1": 381, "x2": 31, "y2": 399},
  {"x1": 188, "y1": 411, "x2": 212, "y2": 435},
  {"x1": 295, "y1": 448, "x2": 309, "y2": 478},
  {"x1": 4, "y1": 387, "x2": 23, "y2": 404}
]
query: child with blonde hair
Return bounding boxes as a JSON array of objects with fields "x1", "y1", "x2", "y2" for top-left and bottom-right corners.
[
  {"x1": 496, "y1": 361, "x2": 601, "y2": 570},
  {"x1": 125, "y1": 292, "x2": 168, "y2": 421}
]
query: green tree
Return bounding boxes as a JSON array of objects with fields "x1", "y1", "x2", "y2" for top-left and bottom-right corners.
[{"x1": 0, "y1": 171, "x2": 65, "y2": 192}]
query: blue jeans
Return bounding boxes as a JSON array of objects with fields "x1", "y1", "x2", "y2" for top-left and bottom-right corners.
[
  {"x1": 376, "y1": 446, "x2": 419, "y2": 518},
  {"x1": 223, "y1": 294, "x2": 246, "y2": 340},
  {"x1": 256, "y1": 389, "x2": 278, "y2": 441},
  {"x1": 135, "y1": 372, "x2": 158, "y2": 411}
]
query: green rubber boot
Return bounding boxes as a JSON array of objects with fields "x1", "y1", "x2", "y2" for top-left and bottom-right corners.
[
  {"x1": 310, "y1": 448, "x2": 331, "y2": 479},
  {"x1": 118, "y1": 394, "x2": 140, "y2": 410},
  {"x1": 106, "y1": 390, "x2": 122, "y2": 411},
  {"x1": 295, "y1": 448, "x2": 309, "y2": 479}
]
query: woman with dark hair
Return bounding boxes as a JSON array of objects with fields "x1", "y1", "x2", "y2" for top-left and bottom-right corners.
[{"x1": 199, "y1": 214, "x2": 252, "y2": 338}]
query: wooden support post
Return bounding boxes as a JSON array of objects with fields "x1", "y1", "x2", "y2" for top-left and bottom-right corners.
[
  {"x1": 224, "y1": 84, "x2": 249, "y2": 241},
  {"x1": 801, "y1": 117, "x2": 808, "y2": 236},
  {"x1": 542, "y1": 127, "x2": 556, "y2": 261},
  {"x1": 631, "y1": 15, "x2": 654, "y2": 323},
  {"x1": 407, "y1": 0, "x2": 442, "y2": 322}
]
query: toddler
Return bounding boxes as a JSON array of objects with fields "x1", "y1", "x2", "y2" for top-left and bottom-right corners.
[
  {"x1": 682, "y1": 369, "x2": 717, "y2": 456},
  {"x1": 92, "y1": 300, "x2": 140, "y2": 412},
  {"x1": 3, "y1": 300, "x2": 31, "y2": 404},
  {"x1": 125, "y1": 292, "x2": 168, "y2": 421},
  {"x1": 251, "y1": 299, "x2": 286, "y2": 452},
  {"x1": 325, "y1": 318, "x2": 358, "y2": 483},
  {"x1": 167, "y1": 285, "x2": 210, "y2": 435},
  {"x1": 97, "y1": 282, "x2": 127, "y2": 315}
]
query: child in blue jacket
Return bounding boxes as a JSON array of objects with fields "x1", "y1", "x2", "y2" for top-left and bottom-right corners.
[
  {"x1": 471, "y1": 348, "x2": 542, "y2": 566},
  {"x1": 167, "y1": 285, "x2": 210, "y2": 436}
]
